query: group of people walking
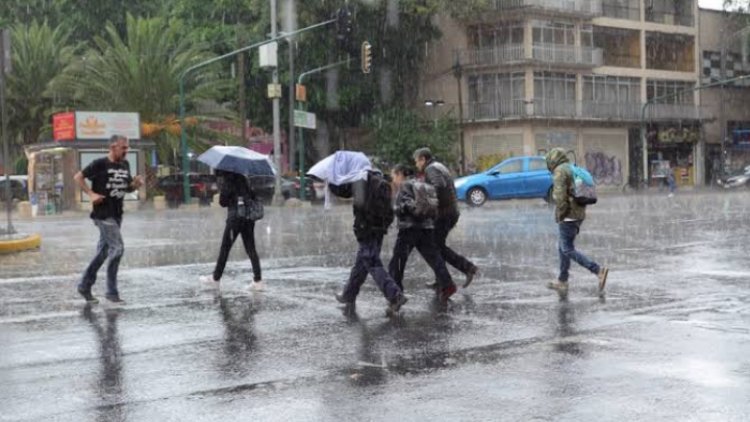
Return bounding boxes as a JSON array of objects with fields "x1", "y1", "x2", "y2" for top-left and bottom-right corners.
[{"x1": 74, "y1": 137, "x2": 608, "y2": 315}]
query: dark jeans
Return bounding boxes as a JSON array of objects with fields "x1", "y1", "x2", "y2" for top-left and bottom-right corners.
[
  {"x1": 79, "y1": 218, "x2": 124, "y2": 296},
  {"x1": 214, "y1": 218, "x2": 262, "y2": 282},
  {"x1": 558, "y1": 221, "x2": 600, "y2": 283},
  {"x1": 388, "y1": 228, "x2": 454, "y2": 290},
  {"x1": 434, "y1": 214, "x2": 476, "y2": 275},
  {"x1": 342, "y1": 234, "x2": 402, "y2": 303}
]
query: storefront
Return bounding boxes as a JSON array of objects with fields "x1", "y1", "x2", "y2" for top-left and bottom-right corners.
[
  {"x1": 24, "y1": 111, "x2": 154, "y2": 214},
  {"x1": 646, "y1": 123, "x2": 699, "y2": 187}
]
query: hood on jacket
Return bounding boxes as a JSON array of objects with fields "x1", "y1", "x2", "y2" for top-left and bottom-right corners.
[{"x1": 545, "y1": 148, "x2": 570, "y2": 172}]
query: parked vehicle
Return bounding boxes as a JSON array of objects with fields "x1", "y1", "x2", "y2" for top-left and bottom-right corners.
[
  {"x1": 718, "y1": 165, "x2": 750, "y2": 189},
  {"x1": 0, "y1": 179, "x2": 27, "y2": 202},
  {"x1": 454, "y1": 156, "x2": 553, "y2": 207},
  {"x1": 157, "y1": 173, "x2": 218, "y2": 207},
  {"x1": 281, "y1": 176, "x2": 319, "y2": 201}
]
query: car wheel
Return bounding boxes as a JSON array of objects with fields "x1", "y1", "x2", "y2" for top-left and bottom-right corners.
[{"x1": 467, "y1": 187, "x2": 487, "y2": 207}]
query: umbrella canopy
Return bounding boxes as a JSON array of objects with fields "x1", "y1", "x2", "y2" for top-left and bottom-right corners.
[
  {"x1": 197, "y1": 146, "x2": 275, "y2": 176},
  {"x1": 307, "y1": 151, "x2": 371, "y2": 185}
]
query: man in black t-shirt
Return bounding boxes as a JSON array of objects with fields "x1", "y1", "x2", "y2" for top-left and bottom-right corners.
[{"x1": 74, "y1": 135, "x2": 143, "y2": 304}]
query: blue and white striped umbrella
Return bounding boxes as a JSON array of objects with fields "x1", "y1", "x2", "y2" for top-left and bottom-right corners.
[{"x1": 197, "y1": 146, "x2": 276, "y2": 176}]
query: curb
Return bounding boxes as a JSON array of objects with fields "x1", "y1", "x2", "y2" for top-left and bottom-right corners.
[{"x1": 0, "y1": 233, "x2": 42, "y2": 254}]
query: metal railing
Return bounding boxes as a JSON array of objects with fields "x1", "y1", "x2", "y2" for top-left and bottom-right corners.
[
  {"x1": 532, "y1": 44, "x2": 604, "y2": 67},
  {"x1": 601, "y1": 3, "x2": 640, "y2": 20},
  {"x1": 456, "y1": 45, "x2": 526, "y2": 67},
  {"x1": 464, "y1": 100, "x2": 709, "y2": 121},
  {"x1": 493, "y1": 0, "x2": 603, "y2": 15},
  {"x1": 645, "y1": 10, "x2": 694, "y2": 27}
]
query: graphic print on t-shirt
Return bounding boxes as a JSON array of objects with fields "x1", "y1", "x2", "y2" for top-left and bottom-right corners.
[{"x1": 106, "y1": 168, "x2": 131, "y2": 199}]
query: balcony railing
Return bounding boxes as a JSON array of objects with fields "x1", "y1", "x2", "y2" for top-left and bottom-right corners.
[
  {"x1": 645, "y1": 10, "x2": 694, "y2": 27},
  {"x1": 465, "y1": 100, "x2": 710, "y2": 121},
  {"x1": 532, "y1": 44, "x2": 603, "y2": 67},
  {"x1": 492, "y1": 0, "x2": 603, "y2": 16},
  {"x1": 457, "y1": 44, "x2": 603, "y2": 68},
  {"x1": 456, "y1": 45, "x2": 525, "y2": 67},
  {"x1": 601, "y1": 4, "x2": 640, "y2": 20}
]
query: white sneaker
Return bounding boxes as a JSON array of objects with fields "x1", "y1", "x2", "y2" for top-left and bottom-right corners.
[
  {"x1": 199, "y1": 275, "x2": 219, "y2": 284},
  {"x1": 250, "y1": 281, "x2": 265, "y2": 291}
]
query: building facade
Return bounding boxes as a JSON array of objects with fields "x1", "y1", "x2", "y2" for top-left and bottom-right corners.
[{"x1": 420, "y1": 0, "x2": 711, "y2": 190}]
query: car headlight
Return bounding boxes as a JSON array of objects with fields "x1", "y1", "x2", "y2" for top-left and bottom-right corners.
[{"x1": 454, "y1": 178, "x2": 467, "y2": 189}]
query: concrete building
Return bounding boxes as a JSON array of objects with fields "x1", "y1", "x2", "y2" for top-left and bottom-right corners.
[
  {"x1": 699, "y1": 7, "x2": 750, "y2": 183},
  {"x1": 420, "y1": 0, "x2": 710, "y2": 190}
]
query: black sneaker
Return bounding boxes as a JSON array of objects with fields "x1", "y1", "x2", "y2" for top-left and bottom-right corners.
[
  {"x1": 463, "y1": 266, "x2": 478, "y2": 288},
  {"x1": 386, "y1": 295, "x2": 409, "y2": 317},
  {"x1": 105, "y1": 294, "x2": 126, "y2": 304},
  {"x1": 335, "y1": 292, "x2": 353, "y2": 305},
  {"x1": 77, "y1": 287, "x2": 99, "y2": 304}
]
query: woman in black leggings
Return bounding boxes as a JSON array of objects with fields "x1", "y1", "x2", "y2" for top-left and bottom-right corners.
[{"x1": 200, "y1": 170, "x2": 263, "y2": 289}]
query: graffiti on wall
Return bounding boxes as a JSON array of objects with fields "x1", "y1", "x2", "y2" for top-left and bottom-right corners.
[{"x1": 585, "y1": 152, "x2": 623, "y2": 186}]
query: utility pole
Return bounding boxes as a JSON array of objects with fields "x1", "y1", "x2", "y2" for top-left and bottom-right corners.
[
  {"x1": 0, "y1": 29, "x2": 13, "y2": 235},
  {"x1": 288, "y1": 38, "x2": 296, "y2": 172},
  {"x1": 238, "y1": 28, "x2": 248, "y2": 144},
  {"x1": 270, "y1": 0, "x2": 283, "y2": 205}
]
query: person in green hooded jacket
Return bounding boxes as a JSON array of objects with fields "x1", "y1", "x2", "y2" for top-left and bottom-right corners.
[{"x1": 545, "y1": 148, "x2": 609, "y2": 296}]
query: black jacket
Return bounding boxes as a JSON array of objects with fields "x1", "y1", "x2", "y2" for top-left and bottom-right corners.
[
  {"x1": 423, "y1": 159, "x2": 459, "y2": 219},
  {"x1": 351, "y1": 171, "x2": 393, "y2": 241},
  {"x1": 218, "y1": 172, "x2": 256, "y2": 220},
  {"x1": 394, "y1": 179, "x2": 434, "y2": 230}
]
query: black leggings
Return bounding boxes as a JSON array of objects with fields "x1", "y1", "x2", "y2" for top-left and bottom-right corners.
[{"x1": 213, "y1": 218, "x2": 262, "y2": 282}]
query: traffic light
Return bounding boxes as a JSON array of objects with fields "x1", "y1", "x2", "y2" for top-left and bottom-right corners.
[
  {"x1": 361, "y1": 41, "x2": 372, "y2": 74},
  {"x1": 334, "y1": 7, "x2": 353, "y2": 51}
]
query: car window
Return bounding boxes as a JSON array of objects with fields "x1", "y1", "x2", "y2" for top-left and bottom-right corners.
[
  {"x1": 496, "y1": 160, "x2": 523, "y2": 175},
  {"x1": 528, "y1": 159, "x2": 548, "y2": 172}
]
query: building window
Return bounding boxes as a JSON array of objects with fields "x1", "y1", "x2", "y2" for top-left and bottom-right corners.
[
  {"x1": 646, "y1": 80, "x2": 694, "y2": 104},
  {"x1": 534, "y1": 72, "x2": 576, "y2": 101},
  {"x1": 583, "y1": 76, "x2": 640, "y2": 104},
  {"x1": 646, "y1": 32, "x2": 695, "y2": 72},
  {"x1": 470, "y1": 22, "x2": 524, "y2": 49},
  {"x1": 594, "y1": 26, "x2": 640, "y2": 68},
  {"x1": 645, "y1": 0, "x2": 694, "y2": 27},
  {"x1": 532, "y1": 20, "x2": 575, "y2": 46},
  {"x1": 602, "y1": 0, "x2": 640, "y2": 20},
  {"x1": 468, "y1": 73, "x2": 526, "y2": 119}
]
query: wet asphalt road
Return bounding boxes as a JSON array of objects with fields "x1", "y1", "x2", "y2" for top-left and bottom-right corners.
[{"x1": 1, "y1": 192, "x2": 749, "y2": 421}]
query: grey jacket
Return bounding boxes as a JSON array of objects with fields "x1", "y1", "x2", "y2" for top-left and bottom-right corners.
[
  {"x1": 394, "y1": 179, "x2": 434, "y2": 230},
  {"x1": 423, "y1": 159, "x2": 459, "y2": 219}
]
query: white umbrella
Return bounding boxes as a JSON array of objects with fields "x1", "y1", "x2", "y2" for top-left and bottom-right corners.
[
  {"x1": 307, "y1": 151, "x2": 372, "y2": 209},
  {"x1": 198, "y1": 146, "x2": 276, "y2": 176}
]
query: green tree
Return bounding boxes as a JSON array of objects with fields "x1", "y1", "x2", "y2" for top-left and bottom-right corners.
[
  {"x1": 369, "y1": 107, "x2": 457, "y2": 168},
  {"x1": 52, "y1": 14, "x2": 228, "y2": 165},
  {"x1": 6, "y1": 21, "x2": 77, "y2": 149}
]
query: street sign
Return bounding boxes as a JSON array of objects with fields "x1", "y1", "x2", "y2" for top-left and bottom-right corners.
[
  {"x1": 295, "y1": 84, "x2": 307, "y2": 102},
  {"x1": 267, "y1": 83, "x2": 282, "y2": 99},
  {"x1": 294, "y1": 110, "x2": 316, "y2": 129}
]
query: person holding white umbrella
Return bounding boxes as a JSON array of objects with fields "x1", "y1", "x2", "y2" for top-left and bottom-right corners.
[{"x1": 197, "y1": 146, "x2": 270, "y2": 290}]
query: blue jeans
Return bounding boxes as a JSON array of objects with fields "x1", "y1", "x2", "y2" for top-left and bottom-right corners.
[
  {"x1": 558, "y1": 221, "x2": 600, "y2": 283},
  {"x1": 79, "y1": 218, "x2": 124, "y2": 296},
  {"x1": 342, "y1": 234, "x2": 402, "y2": 303}
]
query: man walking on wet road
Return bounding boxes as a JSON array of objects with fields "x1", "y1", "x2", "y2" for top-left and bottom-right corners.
[
  {"x1": 388, "y1": 164, "x2": 457, "y2": 301},
  {"x1": 545, "y1": 148, "x2": 608, "y2": 296},
  {"x1": 414, "y1": 148, "x2": 478, "y2": 292},
  {"x1": 334, "y1": 170, "x2": 408, "y2": 316},
  {"x1": 74, "y1": 135, "x2": 143, "y2": 304}
]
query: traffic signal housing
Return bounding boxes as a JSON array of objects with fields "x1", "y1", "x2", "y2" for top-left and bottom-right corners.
[{"x1": 361, "y1": 41, "x2": 372, "y2": 74}]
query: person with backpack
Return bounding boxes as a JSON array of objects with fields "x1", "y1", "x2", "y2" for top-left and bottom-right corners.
[
  {"x1": 388, "y1": 164, "x2": 457, "y2": 302},
  {"x1": 545, "y1": 148, "x2": 608, "y2": 296},
  {"x1": 200, "y1": 170, "x2": 263, "y2": 290},
  {"x1": 334, "y1": 169, "x2": 408, "y2": 316},
  {"x1": 413, "y1": 148, "x2": 478, "y2": 290}
]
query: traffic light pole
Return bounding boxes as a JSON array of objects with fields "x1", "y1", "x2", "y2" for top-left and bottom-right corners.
[
  {"x1": 178, "y1": 18, "x2": 335, "y2": 203},
  {"x1": 296, "y1": 58, "x2": 352, "y2": 200}
]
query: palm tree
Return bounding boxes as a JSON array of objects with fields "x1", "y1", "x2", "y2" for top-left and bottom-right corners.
[
  {"x1": 6, "y1": 21, "x2": 77, "y2": 150},
  {"x1": 53, "y1": 14, "x2": 231, "y2": 165}
]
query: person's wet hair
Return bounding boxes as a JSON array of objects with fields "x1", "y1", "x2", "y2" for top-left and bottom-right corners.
[
  {"x1": 413, "y1": 148, "x2": 433, "y2": 161},
  {"x1": 392, "y1": 164, "x2": 414, "y2": 177}
]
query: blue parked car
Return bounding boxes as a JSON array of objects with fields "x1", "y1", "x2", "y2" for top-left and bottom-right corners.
[{"x1": 454, "y1": 156, "x2": 553, "y2": 207}]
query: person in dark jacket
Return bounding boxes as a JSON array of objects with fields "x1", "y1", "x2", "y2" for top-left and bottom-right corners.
[
  {"x1": 388, "y1": 164, "x2": 457, "y2": 302},
  {"x1": 334, "y1": 170, "x2": 408, "y2": 316},
  {"x1": 413, "y1": 148, "x2": 478, "y2": 289},
  {"x1": 200, "y1": 170, "x2": 262, "y2": 290}
]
